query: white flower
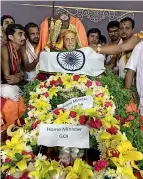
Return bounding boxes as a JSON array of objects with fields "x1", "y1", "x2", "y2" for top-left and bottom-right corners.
[
  {"x1": 28, "y1": 109, "x2": 35, "y2": 118},
  {"x1": 45, "y1": 118, "x2": 52, "y2": 124},
  {"x1": 0, "y1": 150, "x2": 7, "y2": 161},
  {"x1": 105, "y1": 168, "x2": 123, "y2": 179},
  {"x1": 26, "y1": 126, "x2": 39, "y2": 142},
  {"x1": 27, "y1": 162, "x2": 35, "y2": 172},
  {"x1": 36, "y1": 153, "x2": 47, "y2": 160},
  {"x1": 23, "y1": 144, "x2": 32, "y2": 152},
  {"x1": 36, "y1": 88, "x2": 48, "y2": 94},
  {"x1": 69, "y1": 118, "x2": 79, "y2": 125},
  {"x1": 12, "y1": 172, "x2": 22, "y2": 178},
  {"x1": 52, "y1": 170, "x2": 66, "y2": 179}
]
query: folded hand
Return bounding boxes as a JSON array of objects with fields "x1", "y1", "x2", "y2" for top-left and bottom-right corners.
[{"x1": 5, "y1": 75, "x2": 20, "y2": 84}]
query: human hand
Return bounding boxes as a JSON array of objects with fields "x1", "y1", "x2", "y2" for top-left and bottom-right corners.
[
  {"x1": 130, "y1": 91, "x2": 136, "y2": 100},
  {"x1": 5, "y1": 75, "x2": 20, "y2": 84}
]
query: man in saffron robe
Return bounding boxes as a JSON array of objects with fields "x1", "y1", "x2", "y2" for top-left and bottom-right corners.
[{"x1": 35, "y1": 14, "x2": 88, "y2": 54}]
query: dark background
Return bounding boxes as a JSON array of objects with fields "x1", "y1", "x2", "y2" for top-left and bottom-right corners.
[{"x1": 1, "y1": 1, "x2": 143, "y2": 40}]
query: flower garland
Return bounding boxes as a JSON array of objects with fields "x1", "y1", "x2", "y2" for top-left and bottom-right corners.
[{"x1": 1, "y1": 73, "x2": 143, "y2": 179}]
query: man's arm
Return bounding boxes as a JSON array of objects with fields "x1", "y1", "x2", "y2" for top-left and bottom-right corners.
[
  {"x1": 124, "y1": 42, "x2": 141, "y2": 89},
  {"x1": 105, "y1": 55, "x2": 118, "y2": 69},
  {"x1": 20, "y1": 46, "x2": 39, "y2": 72},
  {"x1": 125, "y1": 69, "x2": 135, "y2": 89},
  {"x1": 1, "y1": 45, "x2": 10, "y2": 77},
  {"x1": 92, "y1": 36, "x2": 140, "y2": 55}
]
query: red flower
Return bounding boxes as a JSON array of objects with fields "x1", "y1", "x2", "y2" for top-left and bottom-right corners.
[
  {"x1": 43, "y1": 92, "x2": 49, "y2": 98},
  {"x1": 56, "y1": 77, "x2": 63, "y2": 85},
  {"x1": 31, "y1": 120, "x2": 40, "y2": 129},
  {"x1": 105, "y1": 102, "x2": 112, "y2": 108},
  {"x1": 40, "y1": 82, "x2": 47, "y2": 88},
  {"x1": 115, "y1": 115, "x2": 125, "y2": 125},
  {"x1": 106, "y1": 126, "x2": 118, "y2": 134},
  {"x1": 36, "y1": 73, "x2": 47, "y2": 81},
  {"x1": 95, "y1": 81, "x2": 102, "y2": 86},
  {"x1": 53, "y1": 108, "x2": 64, "y2": 115},
  {"x1": 111, "y1": 151, "x2": 120, "y2": 158},
  {"x1": 96, "y1": 93, "x2": 104, "y2": 97},
  {"x1": 139, "y1": 116, "x2": 143, "y2": 123},
  {"x1": 28, "y1": 105, "x2": 34, "y2": 110},
  {"x1": 79, "y1": 115, "x2": 88, "y2": 125},
  {"x1": 19, "y1": 172, "x2": 30, "y2": 179},
  {"x1": 108, "y1": 149, "x2": 120, "y2": 158},
  {"x1": 5, "y1": 158, "x2": 12, "y2": 163},
  {"x1": 94, "y1": 159, "x2": 109, "y2": 172},
  {"x1": 73, "y1": 75, "x2": 80, "y2": 81},
  {"x1": 140, "y1": 126, "x2": 143, "y2": 131},
  {"x1": 126, "y1": 115, "x2": 134, "y2": 122},
  {"x1": 50, "y1": 80, "x2": 57, "y2": 87},
  {"x1": 22, "y1": 151, "x2": 35, "y2": 159},
  {"x1": 69, "y1": 111, "x2": 77, "y2": 118},
  {"x1": 86, "y1": 80, "x2": 92, "y2": 87},
  {"x1": 115, "y1": 115, "x2": 121, "y2": 120},
  {"x1": 5, "y1": 176, "x2": 15, "y2": 179},
  {"x1": 90, "y1": 118, "x2": 102, "y2": 129}
]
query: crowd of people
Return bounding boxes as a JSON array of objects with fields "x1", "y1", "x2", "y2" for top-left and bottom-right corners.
[{"x1": 1, "y1": 14, "x2": 143, "y2": 130}]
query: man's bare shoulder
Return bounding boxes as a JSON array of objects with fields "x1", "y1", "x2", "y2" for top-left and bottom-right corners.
[
  {"x1": 1, "y1": 44, "x2": 8, "y2": 49},
  {"x1": 1, "y1": 44, "x2": 9, "y2": 62},
  {"x1": 1, "y1": 44, "x2": 8, "y2": 53}
]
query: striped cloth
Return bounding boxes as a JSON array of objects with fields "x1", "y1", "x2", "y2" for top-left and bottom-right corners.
[{"x1": 25, "y1": 40, "x2": 37, "y2": 81}]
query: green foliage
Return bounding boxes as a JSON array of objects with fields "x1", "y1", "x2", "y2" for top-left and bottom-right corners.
[
  {"x1": 122, "y1": 125, "x2": 143, "y2": 153},
  {"x1": 23, "y1": 80, "x2": 41, "y2": 106},
  {"x1": 137, "y1": 160, "x2": 143, "y2": 170},
  {"x1": 89, "y1": 135, "x2": 98, "y2": 148},
  {"x1": 26, "y1": 141, "x2": 39, "y2": 155},
  {"x1": 104, "y1": 177, "x2": 111, "y2": 179},
  {"x1": 50, "y1": 89, "x2": 84, "y2": 110},
  {"x1": 1, "y1": 173, "x2": 5, "y2": 179},
  {"x1": 121, "y1": 113, "x2": 143, "y2": 169},
  {"x1": 31, "y1": 144, "x2": 39, "y2": 155},
  {"x1": 89, "y1": 70, "x2": 131, "y2": 118},
  {"x1": 22, "y1": 71, "x2": 142, "y2": 169},
  {"x1": 131, "y1": 79, "x2": 140, "y2": 106},
  {"x1": 108, "y1": 160, "x2": 117, "y2": 170},
  {"x1": 15, "y1": 153, "x2": 23, "y2": 161},
  {"x1": 100, "y1": 70, "x2": 136, "y2": 118}
]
